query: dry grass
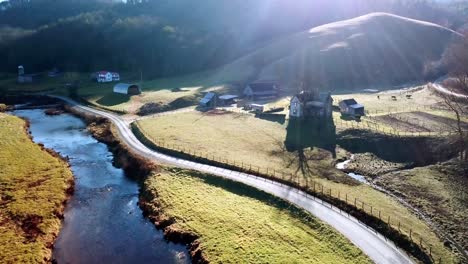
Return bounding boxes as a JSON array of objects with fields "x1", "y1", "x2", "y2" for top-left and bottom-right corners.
[
  {"x1": 333, "y1": 86, "x2": 444, "y2": 114},
  {"x1": 0, "y1": 113, "x2": 73, "y2": 263},
  {"x1": 136, "y1": 110, "x2": 349, "y2": 184},
  {"x1": 376, "y1": 161, "x2": 468, "y2": 256},
  {"x1": 144, "y1": 168, "x2": 371, "y2": 263},
  {"x1": 135, "y1": 110, "x2": 458, "y2": 262}
]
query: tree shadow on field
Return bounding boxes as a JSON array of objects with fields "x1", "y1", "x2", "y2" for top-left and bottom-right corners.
[
  {"x1": 280, "y1": 117, "x2": 340, "y2": 183},
  {"x1": 96, "y1": 93, "x2": 131, "y2": 106}
]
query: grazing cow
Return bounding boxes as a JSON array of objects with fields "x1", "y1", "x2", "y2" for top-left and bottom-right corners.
[
  {"x1": 391, "y1": 96, "x2": 397, "y2": 101},
  {"x1": 406, "y1": 94, "x2": 412, "y2": 99}
]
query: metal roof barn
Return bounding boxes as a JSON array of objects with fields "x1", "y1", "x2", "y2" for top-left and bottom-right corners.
[{"x1": 113, "y1": 83, "x2": 141, "y2": 95}]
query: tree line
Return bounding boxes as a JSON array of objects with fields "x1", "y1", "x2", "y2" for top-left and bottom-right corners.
[{"x1": 0, "y1": 0, "x2": 466, "y2": 78}]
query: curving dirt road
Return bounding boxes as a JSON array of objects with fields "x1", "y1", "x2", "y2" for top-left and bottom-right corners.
[{"x1": 54, "y1": 96, "x2": 414, "y2": 264}]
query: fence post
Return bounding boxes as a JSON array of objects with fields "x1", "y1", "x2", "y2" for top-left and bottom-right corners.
[
  {"x1": 410, "y1": 229, "x2": 412, "y2": 240},
  {"x1": 354, "y1": 198, "x2": 357, "y2": 207}
]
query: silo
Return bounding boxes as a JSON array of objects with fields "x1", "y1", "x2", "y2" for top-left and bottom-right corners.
[{"x1": 18, "y1": 65, "x2": 24, "y2": 76}]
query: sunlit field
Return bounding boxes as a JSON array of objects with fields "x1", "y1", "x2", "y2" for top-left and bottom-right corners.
[
  {"x1": 0, "y1": 113, "x2": 73, "y2": 263},
  {"x1": 134, "y1": 110, "x2": 457, "y2": 262},
  {"x1": 143, "y1": 168, "x2": 371, "y2": 263}
]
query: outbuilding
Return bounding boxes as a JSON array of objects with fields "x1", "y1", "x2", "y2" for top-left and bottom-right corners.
[
  {"x1": 17, "y1": 65, "x2": 41, "y2": 84},
  {"x1": 199, "y1": 92, "x2": 217, "y2": 108},
  {"x1": 218, "y1": 94, "x2": 238, "y2": 106},
  {"x1": 339, "y1": 99, "x2": 365, "y2": 117},
  {"x1": 113, "y1": 83, "x2": 141, "y2": 95}
]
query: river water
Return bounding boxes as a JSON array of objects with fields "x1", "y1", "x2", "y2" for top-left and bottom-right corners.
[
  {"x1": 335, "y1": 155, "x2": 368, "y2": 184},
  {"x1": 13, "y1": 109, "x2": 189, "y2": 264}
]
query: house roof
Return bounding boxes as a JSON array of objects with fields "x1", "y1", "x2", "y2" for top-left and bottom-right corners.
[
  {"x1": 248, "y1": 81, "x2": 278, "y2": 94},
  {"x1": 200, "y1": 92, "x2": 216, "y2": 104},
  {"x1": 341, "y1": 99, "x2": 358, "y2": 106},
  {"x1": 219, "y1": 95, "x2": 238, "y2": 100},
  {"x1": 349, "y1": 104, "x2": 364, "y2": 109},
  {"x1": 294, "y1": 91, "x2": 332, "y2": 104}
]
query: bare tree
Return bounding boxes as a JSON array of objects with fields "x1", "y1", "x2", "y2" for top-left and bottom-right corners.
[{"x1": 440, "y1": 32, "x2": 468, "y2": 161}]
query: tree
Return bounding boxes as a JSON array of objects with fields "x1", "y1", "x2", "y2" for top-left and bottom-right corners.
[{"x1": 440, "y1": 32, "x2": 468, "y2": 161}]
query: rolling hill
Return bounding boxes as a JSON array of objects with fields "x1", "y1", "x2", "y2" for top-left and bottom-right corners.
[{"x1": 217, "y1": 13, "x2": 462, "y2": 91}]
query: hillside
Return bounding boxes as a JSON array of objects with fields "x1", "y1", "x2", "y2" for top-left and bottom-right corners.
[
  {"x1": 0, "y1": 0, "x2": 465, "y2": 78},
  {"x1": 217, "y1": 13, "x2": 462, "y2": 90}
]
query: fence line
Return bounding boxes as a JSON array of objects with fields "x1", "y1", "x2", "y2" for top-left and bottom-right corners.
[
  {"x1": 219, "y1": 106, "x2": 457, "y2": 138},
  {"x1": 133, "y1": 122, "x2": 446, "y2": 263}
]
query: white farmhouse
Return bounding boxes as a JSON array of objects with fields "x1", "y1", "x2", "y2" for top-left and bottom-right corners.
[
  {"x1": 96, "y1": 71, "x2": 120, "y2": 83},
  {"x1": 290, "y1": 91, "x2": 333, "y2": 119}
]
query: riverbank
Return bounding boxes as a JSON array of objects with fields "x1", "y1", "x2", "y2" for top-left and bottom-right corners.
[
  {"x1": 140, "y1": 167, "x2": 372, "y2": 264},
  {"x1": 0, "y1": 112, "x2": 74, "y2": 263}
]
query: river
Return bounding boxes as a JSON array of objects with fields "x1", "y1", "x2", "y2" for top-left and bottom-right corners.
[{"x1": 13, "y1": 109, "x2": 189, "y2": 264}]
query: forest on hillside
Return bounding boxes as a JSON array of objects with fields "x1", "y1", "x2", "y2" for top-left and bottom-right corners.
[{"x1": 0, "y1": 0, "x2": 467, "y2": 78}]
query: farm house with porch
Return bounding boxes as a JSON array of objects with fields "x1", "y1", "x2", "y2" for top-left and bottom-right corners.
[
  {"x1": 289, "y1": 91, "x2": 333, "y2": 119},
  {"x1": 244, "y1": 81, "x2": 279, "y2": 100}
]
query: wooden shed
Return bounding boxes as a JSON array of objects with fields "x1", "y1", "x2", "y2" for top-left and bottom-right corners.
[
  {"x1": 113, "y1": 83, "x2": 141, "y2": 95},
  {"x1": 339, "y1": 99, "x2": 365, "y2": 117}
]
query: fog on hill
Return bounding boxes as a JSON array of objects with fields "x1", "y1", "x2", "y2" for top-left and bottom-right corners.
[{"x1": 0, "y1": 0, "x2": 466, "y2": 82}]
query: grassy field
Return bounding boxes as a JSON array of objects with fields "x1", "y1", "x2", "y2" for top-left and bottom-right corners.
[
  {"x1": 143, "y1": 168, "x2": 371, "y2": 263},
  {"x1": 135, "y1": 110, "x2": 350, "y2": 184},
  {"x1": 0, "y1": 71, "x2": 233, "y2": 114},
  {"x1": 333, "y1": 86, "x2": 444, "y2": 114},
  {"x1": 135, "y1": 110, "x2": 458, "y2": 262},
  {"x1": 0, "y1": 113, "x2": 73, "y2": 263},
  {"x1": 376, "y1": 160, "x2": 468, "y2": 255}
]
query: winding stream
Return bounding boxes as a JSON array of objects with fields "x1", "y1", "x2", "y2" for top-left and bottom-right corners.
[
  {"x1": 14, "y1": 109, "x2": 189, "y2": 264},
  {"x1": 335, "y1": 155, "x2": 368, "y2": 184}
]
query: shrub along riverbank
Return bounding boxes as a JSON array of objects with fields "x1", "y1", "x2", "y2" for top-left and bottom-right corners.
[{"x1": 0, "y1": 113, "x2": 73, "y2": 263}]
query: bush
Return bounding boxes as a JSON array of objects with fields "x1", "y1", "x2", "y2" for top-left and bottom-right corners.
[
  {"x1": 138, "y1": 102, "x2": 167, "y2": 116},
  {"x1": 0, "y1": 104, "x2": 7, "y2": 112},
  {"x1": 168, "y1": 94, "x2": 201, "y2": 109}
]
